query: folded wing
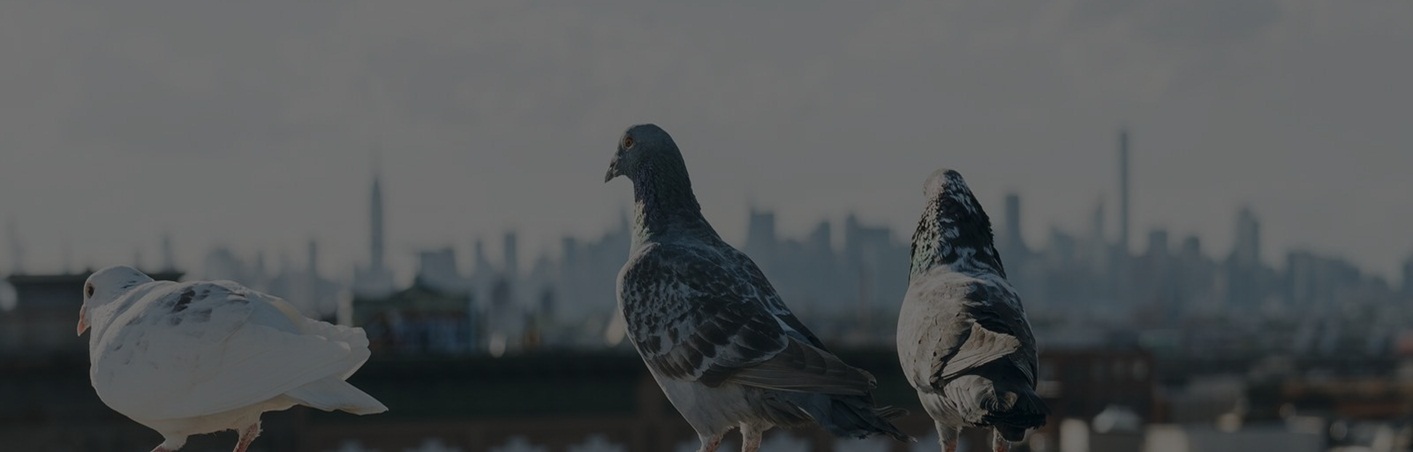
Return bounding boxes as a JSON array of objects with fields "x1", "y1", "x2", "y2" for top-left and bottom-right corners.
[
  {"x1": 920, "y1": 279, "x2": 1037, "y2": 391},
  {"x1": 622, "y1": 245, "x2": 875, "y2": 396}
]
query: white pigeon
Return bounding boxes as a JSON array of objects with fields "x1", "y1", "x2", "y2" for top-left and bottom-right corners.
[
  {"x1": 605, "y1": 124, "x2": 909, "y2": 452},
  {"x1": 77, "y1": 265, "x2": 388, "y2": 452},
  {"x1": 897, "y1": 169, "x2": 1048, "y2": 452}
]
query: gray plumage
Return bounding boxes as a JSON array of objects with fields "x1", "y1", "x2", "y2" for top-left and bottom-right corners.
[
  {"x1": 606, "y1": 124, "x2": 908, "y2": 452},
  {"x1": 897, "y1": 169, "x2": 1048, "y2": 452}
]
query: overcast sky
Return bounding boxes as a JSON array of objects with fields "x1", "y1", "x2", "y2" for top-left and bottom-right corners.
[{"x1": 1, "y1": 1, "x2": 1410, "y2": 281}]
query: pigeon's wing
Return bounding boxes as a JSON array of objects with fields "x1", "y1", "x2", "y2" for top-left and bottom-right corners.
[
  {"x1": 936, "y1": 280, "x2": 1036, "y2": 387},
  {"x1": 93, "y1": 281, "x2": 370, "y2": 421},
  {"x1": 920, "y1": 278, "x2": 1036, "y2": 391},
  {"x1": 620, "y1": 244, "x2": 874, "y2": 396},
  {"x1": 722, "y1": 247, "x2": 831, "y2": 351}
]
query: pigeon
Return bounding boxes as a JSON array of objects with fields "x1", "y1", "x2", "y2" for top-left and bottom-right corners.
[
  {"x1": 77, "y1": 265, "x2": 387, "y2": 452},
  {"x1": 605, "y1": 124, "x2": 909, "y2": 452},
  {"x1": 896, "y1": 169, "x2": 1048, "y2": 452}
]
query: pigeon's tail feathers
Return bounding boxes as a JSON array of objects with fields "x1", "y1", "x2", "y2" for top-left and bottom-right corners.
[
  {"x1": 944, "y1": 374, "x2": 1049, "y2": 441},
  {"x1": 772, "y1": 392, "x2": 912, "y2": 442},
  {"x1": 286, "y1": 376, "x2": 388, "y2": 415},
  {"x1": 986, "y1": 383, "x2": 1049, "y2": 441}
]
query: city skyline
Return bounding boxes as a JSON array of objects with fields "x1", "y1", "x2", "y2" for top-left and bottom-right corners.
[
  {"x1": 1, "y1": 2, "x2": 1412, "y2": 281},
  {"x1": 3, "y1": 141, "x2": 1412, "y2": 286}
]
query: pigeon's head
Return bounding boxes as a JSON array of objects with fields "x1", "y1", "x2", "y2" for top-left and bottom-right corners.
[
  {"x1": 78, "y1": 265, "x2": 154, "y2": 336},
  {"x1": 912, "y1": 168, "x2": 1005, "y2": 277},
  {"x1": 923, "y1": 168, "x2": 974, "y2": 205},
  {"x1": 604, "y1": 123, "x2": 681, "y2": 183}
]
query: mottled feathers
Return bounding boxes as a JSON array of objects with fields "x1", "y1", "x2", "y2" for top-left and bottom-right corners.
[{"x1": 898, "y1": 169, "x2": 1048, "y2": 444}]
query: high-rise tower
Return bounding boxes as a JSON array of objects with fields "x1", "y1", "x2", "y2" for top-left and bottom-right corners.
[
  {"x1": 370, "y1": 163, "x2": 385, "y2": 274},
  {"x1": 1118, "y1": 126, "x2": 1131, "y2": 256},
  {"x1": 1000, "y1": 193, "x2": 1028, "y2": 259},
  {"x1": 354, "y1": 154, "x2": 395, "y2": 297}
]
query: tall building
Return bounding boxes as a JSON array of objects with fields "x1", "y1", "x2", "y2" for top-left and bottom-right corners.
[
  {"x1": 354, "y1": 160, "x2": 395, "y2": 297},
  {"x1": 371, "y1": 168, "x2": 386, "y2": 272},
  {"x1": 1224, "y1": 207, "x2": 1265, "y2": 309},
  {"x1": 1231, "y1": 207, "x2": 1261, "y2": 265},
  {"x1": 999, "y1": 193, "x2": 1029, "y2": 260},
  {"x1": 744, "y1": 207, "x2": 779, "y2": 272},
  {"x1": 1118, "y1": 127, "x2": 1131, "y2": 256}
]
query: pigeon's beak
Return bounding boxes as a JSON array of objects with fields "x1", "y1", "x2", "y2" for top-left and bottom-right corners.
[
  {"x1": 604, "y1": 156, "x2": 621, "y2": 183},
  {"x1": 77, "y1": 305, "x2": 89, "y2": 336}
]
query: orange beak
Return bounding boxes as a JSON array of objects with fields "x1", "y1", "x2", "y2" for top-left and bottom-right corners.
[{"x1": 77, "y1": 305, "x2": 89, "y2": 336}]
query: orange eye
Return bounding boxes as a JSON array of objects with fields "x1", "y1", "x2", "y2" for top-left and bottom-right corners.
[
  {"x1": 85, "y1": 284, "x2": 94, "y2": 298},
  {"x1": 622, "y1": 135, "x2": 634, "y2": 149}
]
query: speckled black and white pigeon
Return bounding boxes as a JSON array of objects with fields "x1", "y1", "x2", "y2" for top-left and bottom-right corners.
[
  {"x1": 896, "y1": 169, "x2": 1049, "y2": 452},
  {"x1": 77, "y1": 265, "x2": 387, "y2": 452},
  {"x1": 605, "y1": 124, "x2": 909, "y2": 452}
]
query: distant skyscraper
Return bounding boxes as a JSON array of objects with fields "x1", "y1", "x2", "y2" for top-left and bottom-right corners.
[
  {"x1": 354, "y1": 158, "x2": 395, "y2": 297},
  {"x1": 744, "y1": 207, "x2": 778, "y2": 269},
  {"x1": 1118, "y1": 126, "x2": 1131, "y2": 256},
  {"x1": 1089, "y1": 197, "x2": 1107, "y2": 270},
  {"x1": 370, "y1": 167, "x2": 386, "y2": 273},
  {"x1": 1000, "y1": 193, "x2": 1028, "y2": 259},
  {"x1": 1224, "y1": 207, "x2": 1265, "y2": 308},
  {"x1": 1232, "y1": 207, "x2": 1261, "y2": 265}
]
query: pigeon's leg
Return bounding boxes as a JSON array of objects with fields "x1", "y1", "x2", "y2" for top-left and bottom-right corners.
[
  {"x1": 232, "y1": 421, "x2": 262, "y2": 452},
  {"x1": 991, "y1": 429, "x2": 1010, "y2": 452},
  {"x1": 697, "y1": 431, "x2": 724, "y2": 452},
  {"x1": 739, "y1": 424, "x2": 764, "y2": 452},
  {"x1": 938, "y1": 424, "x2": 960, "y2": 452}
]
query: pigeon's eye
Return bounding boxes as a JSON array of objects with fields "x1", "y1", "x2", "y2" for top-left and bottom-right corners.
[
  {"x1": 622, "y1": 135, "x2": 634, "y2": 149},
  {"x1": 85, "y1": 284, "x2": 95, "y2": 298}
]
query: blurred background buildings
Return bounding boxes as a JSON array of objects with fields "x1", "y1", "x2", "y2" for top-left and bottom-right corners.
[{"x1": 5, "y1": 128, "x2": 1413, "y2": 451}]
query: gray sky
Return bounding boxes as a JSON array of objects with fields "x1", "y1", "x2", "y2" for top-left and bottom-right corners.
[{"x1": 1, "y1": 1, "x2": 1411, "y2": 281}]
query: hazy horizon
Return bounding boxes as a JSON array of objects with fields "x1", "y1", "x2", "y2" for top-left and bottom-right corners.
[{"x1": 2, "y1": 1, "x2": 1411, "y2": 281}]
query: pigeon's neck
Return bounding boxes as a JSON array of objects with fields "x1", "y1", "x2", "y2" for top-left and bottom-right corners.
[
  {"x1": 910, "y1": 192, "x2": 1006, "y2": 280},
  {"x1": 630, "y1": 158, "x2": 717, "y2": 247}
]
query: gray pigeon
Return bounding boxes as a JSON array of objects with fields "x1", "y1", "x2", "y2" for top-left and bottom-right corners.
[
  {"x1": 896, "y1": 169, "x2": 1048, "y2": 452},
  {"x1": 605, "y1": 124, "x2": 908, "y2": 452}
]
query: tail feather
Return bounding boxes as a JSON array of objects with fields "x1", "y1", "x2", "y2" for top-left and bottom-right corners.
[
  {"x1": 985, "y1": 385, "x2": 1048, "y2": 441},
  {"x1": 286, "y1": 376, "x2": 388, "y2": 415},
  {"x1": 944, "y1": 374, "x2": 1049, "y2": 442},
  {"x1": 773, "y1": 392, "x2": 912, "y2": 442}
]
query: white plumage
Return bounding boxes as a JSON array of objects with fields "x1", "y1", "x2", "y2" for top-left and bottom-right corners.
[{"x1": 78, "y1": 265, "x2": 387, "y2": 452}]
